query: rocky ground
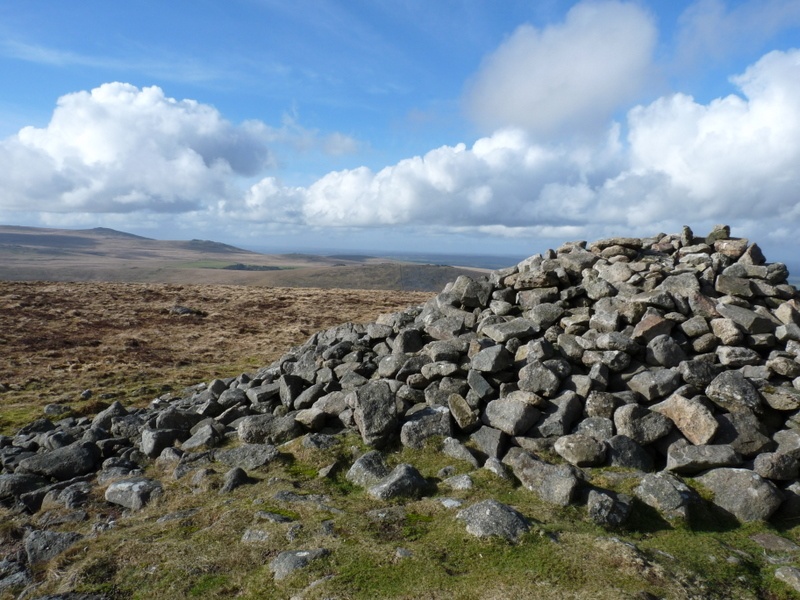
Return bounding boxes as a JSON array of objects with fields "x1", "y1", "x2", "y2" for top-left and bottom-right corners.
[{"x1": 4, "y1": 228, "x2": 800, "y2": 599}]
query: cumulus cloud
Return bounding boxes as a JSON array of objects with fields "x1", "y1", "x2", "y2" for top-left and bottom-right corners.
[
  {"x1": 0, "y1": 83, "x2": 270, "y2": 213},
  {"x1": 232, "y1": 48, "x2": 800, "y2": 245},
  {"x1": 676, "y1": 0, "x2": 800, "y2": 66},
  {"x1": 0, "y1": 82, "x2": 358, "y2": 215},
  {"x1": 463, "y1": 0, "x2": 657, "y2": 138}
]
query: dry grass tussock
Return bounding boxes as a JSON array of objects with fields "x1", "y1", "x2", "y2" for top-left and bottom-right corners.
[{"x1": 0, "y1": 281, "x2": 431, "y2": 433}]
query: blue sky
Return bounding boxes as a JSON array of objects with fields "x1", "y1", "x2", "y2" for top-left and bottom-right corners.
[{"x1": 1, "y1": 1, "x2": 800, "y2": 265}]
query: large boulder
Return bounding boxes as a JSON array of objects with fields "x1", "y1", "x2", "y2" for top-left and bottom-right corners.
[
  {"x1": 353, "y1": 381, "x2": 398, "y2": 448},
  {"x1": 695, "y1": 468, "x2": 783, "y2": 522},
  {"x1": 16, "y1": 442, "x2": 100, "y2": 481}
]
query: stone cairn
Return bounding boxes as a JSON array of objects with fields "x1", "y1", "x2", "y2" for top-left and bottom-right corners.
[{"x1": 4, "y1": 224, "x2": 800, "y2": 585}]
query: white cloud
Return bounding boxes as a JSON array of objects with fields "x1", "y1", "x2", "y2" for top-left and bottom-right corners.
[
  {"x1": 463, "y1": 0, "x2": 657, "y2": 138},
  {"x1": 232, "y1": 48, "x2": 800, "y2": 247},
  {"x1": 676, "y1": 0, "x2": 800, "y2": 66},
  {"x1": 0, "y1": 82, "x2": 357, "y2": 215}
]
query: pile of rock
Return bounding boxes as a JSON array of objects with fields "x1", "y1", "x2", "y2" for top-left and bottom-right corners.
[{"x1": 3, "y1": 225, "x2": 800, "y2": 584}]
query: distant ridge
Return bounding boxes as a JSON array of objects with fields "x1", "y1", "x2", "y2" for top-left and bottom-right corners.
[
  {"x1": 0, "y1": 224, "x2": 484, "y2": 290},
  {"x1": 179, "y1": 239, "x2": 250, "y2": 254},
  {"x1": 82, "y1": 227, "x2": 152, "y2": 240}
]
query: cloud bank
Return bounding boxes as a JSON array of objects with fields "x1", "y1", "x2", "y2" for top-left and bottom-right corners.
[
  {"x1": 0, "y1": 82, "x2": 357, "y2": 214},
  {"x1": 1, "y1": 2, "x2": 800, "y2": 252},
  {"x1": 234, "y1": 49, "x2": 800, "y2": 243}
]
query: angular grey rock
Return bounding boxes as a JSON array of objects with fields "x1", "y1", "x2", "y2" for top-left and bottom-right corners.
[
  {"x1": 678, "y1": 359, "x2": 721, "y2": 389},
  {"x1": 646, "y1": 335, "x2": 687, "y2": 367},
  {"x1": 762, "y1": 385, "x2": 800, "y2": 411},
  {"x1": 269, "y1": 548, "x2": 330, "y2": 581},
  {"x1": 0, "y1": 473, "x2": 49, "y2": 502},
  {"x1": 650, "y1": 393, "x2": 718, "y2": 445},
  {"x1": 470, "y1": 426, "x2": 508, "y2": 459},
  {"x1": 346, "y1": 450, "x2": 390, "y2": 488},
  {"x1": 714, "y1": 410, "x2": 774, "y2": 457},
  {"x1": 104, "y1": 476, "x2": 163, "y2": 510},
  {"x1": 531, "y1": 391, "x2": 582, "y2": 438},
  {"x1": 456, "y1": 499, "x2": 530, "y2": 542},
  {"x1": 394, "y1": 328, "x2": 424, "y2": 354},
  {"x1": 471, "y1": 344, "x2": 513, "y2": 373},
  {"x1": 241, "y1": 529, "x2": 270, "y2": 543},
  {"x1": 666, "y1": 444, "x2": 740, "y2": 474},
  {"x1": 717, "y1": 346, "x2": 761, "y2": 367},
  {"x1": 220, "y1": 467, "x2": 251, "y2": 493},
  {"x1": 24, "y1": 530, "x2": 82, "y2": 564},
  {"x1": 774, "y1": 429, "x2": 800, "y2": 459},
  {"x1": 442, "y1": 474, "x2": 473, "y2": 490},
  {"x1": 400, "y1": 406, "x2": 452, "y2": 449},
  {"x1": 181, "y1": 423, "x2": 221, "y2": 451},
  {"x1": 450, "y1": 274, "x2": 492, "y2": 308},
  {"x1": 526, "y1": 303, "x2": 565, "y2": 329},
  {"x1": 716, "y1": 303, "x2": 776, "y2": 334},
  {"x1": 481, "y1": 398, "x2": 540, "y2": 436},
  {"x1": 627, "y1": 369, "x2": 682, "y2": 402},
  {"x1": 481, "y1": 318, "x2": 536, "y2": 343},
  {"x1": 553, "y1": 433, "x2": 606, "y2": 467},
  {"x1": 573, "y1": 416, "x2": 614, "y2": 441},
  {"x1": 442, "y1": 437, "x2": 480, "y2": 468},
  {"x1": 584, "y1": 391, "x2": 617, "y2": 419},
  {"x1": 695, "y1": 468, "x2": 783, "y2": 522},
  {"x1": 447, "y1": 393, "x2": 479, "y2": 432},
  {"x1": 705, "y1": 371, "x2": 763, "y2": 413},
  {"x1": 353, "y1": 381, "x2": 398, "y2": 448},
  {"x1": 587, "y1": 490, "x2": 632, "y2": 528},
  {"x1": 141, "y1": 427, "x2": 184, "y2": 458},
  {"x1": 91, "y1": 400, "x2": 128, "y2": 431},
  {"x1": 606, "y1": 435, "x2": 654, "y2": 471},
  {"x1": 635, "y1": 472, "x2": 697, "y2": 522},
  {"x1": 16, "y1": 442, "x2": 100, "y2": 481},
  {"x1": 505, "y1": 451, "x2": 579, "y2": 506},
  {"x1": 368, "y1": 464, "x2": 428, "y2": 500},
  {"x1": 237, "y1": 414, "x2": 302, "y2": 445},
  {"x1": 518, "y1": 363, "x2": 561, "y2": 397},
  {"x1": 613, "y1": 405, "x2": 673, "y2": 445},
  {"x1": 214, "y1": 444, "x2": 279, "y2": 470},
  {"x1": 754, "y1": 452, "x2": 799, "y2": 481},
  {"x1": 711, "y1": 318, "x2": 744, "y2": 345}
]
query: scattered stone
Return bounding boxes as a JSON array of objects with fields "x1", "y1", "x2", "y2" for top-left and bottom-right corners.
[
  {"x1": 104, "y1": 477, "x2": 163, "y2": 510},
  {"x1": 456, "y1": 499, "x2": 530, "y2": 542},
  {"x1": 220, "y1": 467, "x2": 252, "y2": 493},
  {"x1": 368, "y1": 464, "x2": 429, "y2": 500},
  {"x1": 270, "y1": 549, "x2": 330, "y2": 581},
  {"x1": 214, "y1": 444, "x2": 279, "y2": 470},
  {"x1": 23, "y1": 530, "x2": 82, "y2": 564},
  {"x1": 587, "y1": 490, "x2": 632, "y2": 528},
  {"x1": 346, "y1": 450, "x2": 390, "y2": 488}
]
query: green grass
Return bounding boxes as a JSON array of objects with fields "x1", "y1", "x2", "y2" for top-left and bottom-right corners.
[{"x1": 4, "y1": 430, "x2": 800, "y2": 600}]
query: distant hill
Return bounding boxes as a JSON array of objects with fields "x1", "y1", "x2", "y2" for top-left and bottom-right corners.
[{"x1": 0, "y1": 225, "x2": 484, "y2": 291}]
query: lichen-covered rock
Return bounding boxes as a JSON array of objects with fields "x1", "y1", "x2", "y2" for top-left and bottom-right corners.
[
  {"x1": 456, "y1": 499, "x2": 530, "y2": 542},
  {"x1": 695, "y1": 468, "x2": 783, "y2": 522},
  {"x1": 105, "y1": 476, "x2": 163, "y2": 510}
]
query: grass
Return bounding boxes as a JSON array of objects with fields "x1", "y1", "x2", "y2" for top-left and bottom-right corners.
[{"x1": 5, "y1": 431, "x2": 800, "y2": 600}]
